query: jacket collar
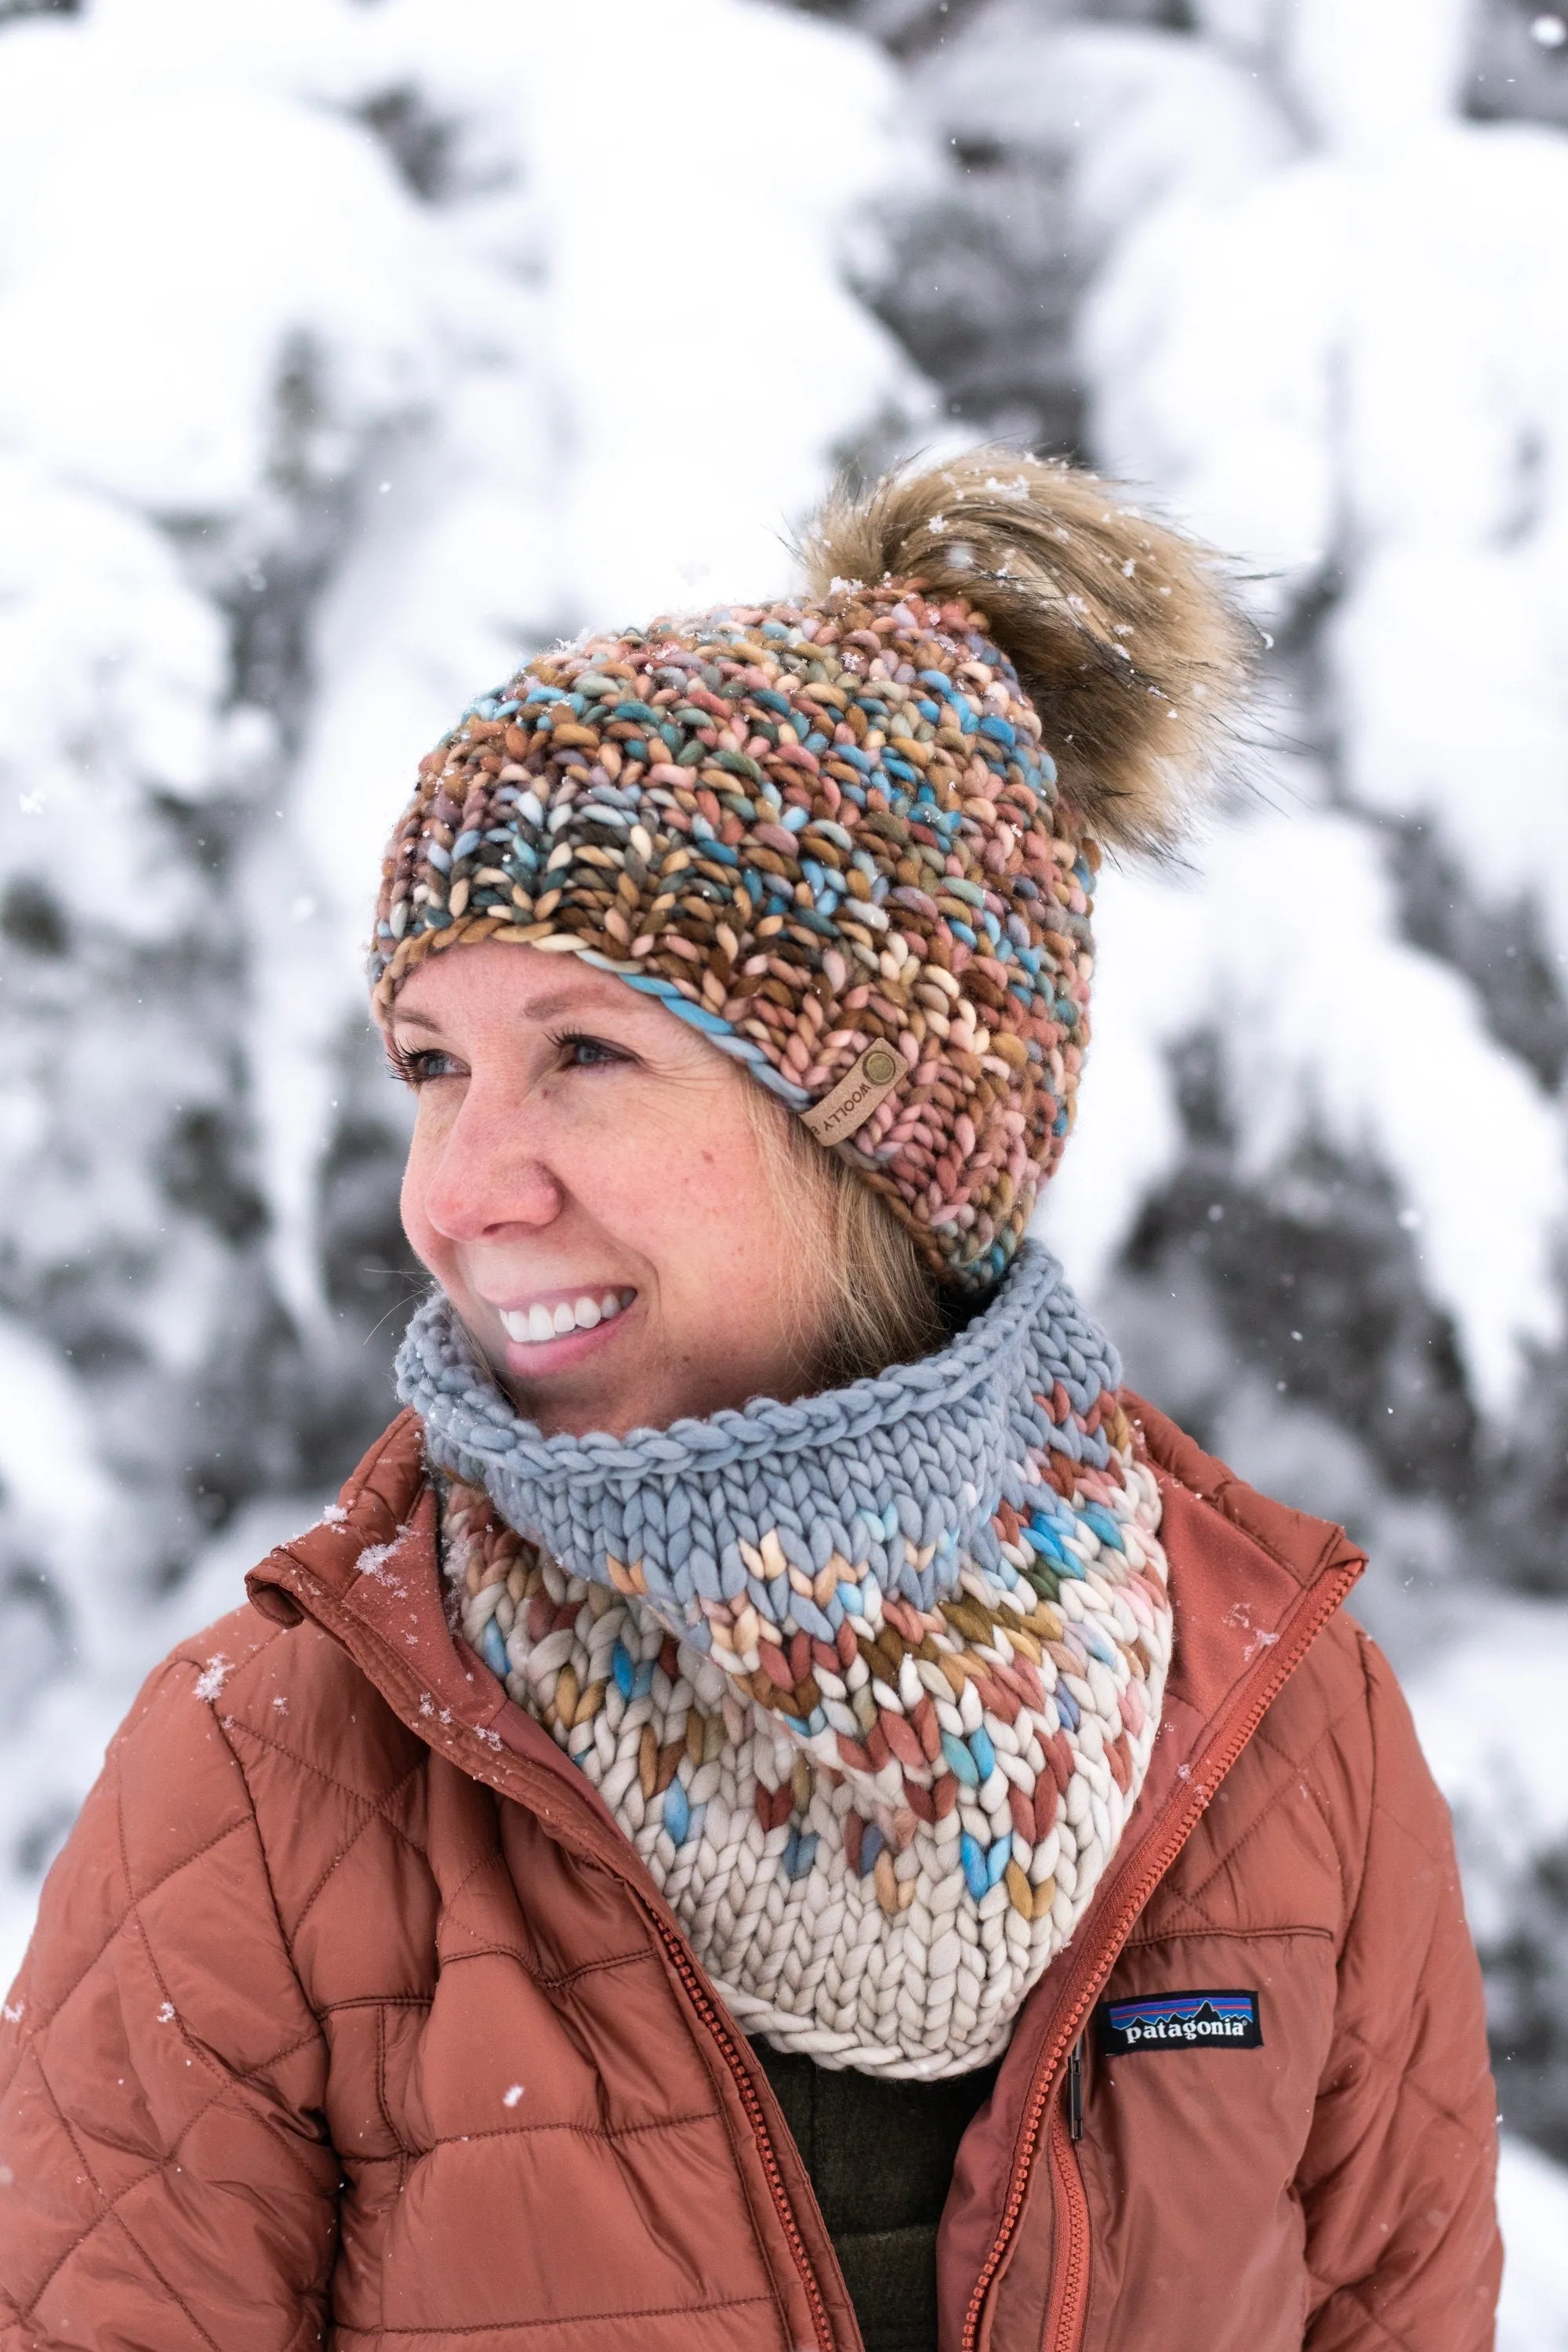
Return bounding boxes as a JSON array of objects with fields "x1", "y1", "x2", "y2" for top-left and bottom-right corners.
[{"x1": 246, "y1": 1410, "x2": 653, "y2": 1890}]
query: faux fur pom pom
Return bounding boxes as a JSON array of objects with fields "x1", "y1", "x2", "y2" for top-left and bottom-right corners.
[{"x1": 797, "y1": 448, "x2": 1252, "y2": 855}]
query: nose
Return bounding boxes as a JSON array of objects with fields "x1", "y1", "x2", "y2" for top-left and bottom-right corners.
[{"x1": 414, "y1": 1078, "x2": 564, "y2": 1243}]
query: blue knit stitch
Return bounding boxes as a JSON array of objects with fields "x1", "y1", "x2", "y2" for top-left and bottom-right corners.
[{"x1": 397, "y1": 1243, "x2": 1120, "y2": 1653}]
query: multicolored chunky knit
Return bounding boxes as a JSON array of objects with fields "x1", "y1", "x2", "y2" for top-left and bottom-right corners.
[
  {"x1": 369, "y1": 582, "x2": 1090, "y2": 1288},
  {"x1": 398, "y1": 1243, "x2": 1172, "y2": 2077}
]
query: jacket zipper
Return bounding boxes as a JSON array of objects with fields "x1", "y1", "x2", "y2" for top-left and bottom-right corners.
[
  {"x1": 957, "y1": 1552, "x2": 1360, "y2": 2352},
  {"x1": 1041, "y1": 2093, "x2": 1091, "y2": 2352},
  {"x1": 1043, "y1": 2039, "x2": 1091, "y2": 2351},
  {"x1": 644, "y1": 1908, "x2": 840, "y2": 2352}
]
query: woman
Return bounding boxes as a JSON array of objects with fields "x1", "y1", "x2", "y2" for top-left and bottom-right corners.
[{"x1": 0, "y1": 451, "x2": 1499, "y2": 2351}]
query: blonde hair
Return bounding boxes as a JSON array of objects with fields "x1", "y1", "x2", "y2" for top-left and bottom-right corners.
[{"x1": 742, "y1": 1082, "x2": 949, "y2": 1388}]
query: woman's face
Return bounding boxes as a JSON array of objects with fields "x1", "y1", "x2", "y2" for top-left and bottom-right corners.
[{"x1": 390, "y1": 941, "x2": 829, "y2": 1439}]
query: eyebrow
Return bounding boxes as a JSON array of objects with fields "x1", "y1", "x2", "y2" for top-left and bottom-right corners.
[{"x1": 390, "y1": 984, "x2": 641, "y2": 1036}]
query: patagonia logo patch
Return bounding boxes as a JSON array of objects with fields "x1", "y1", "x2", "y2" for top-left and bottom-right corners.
[{"x1": 1100, "y1": 1990, "x2": 1262, "y2": 2054}]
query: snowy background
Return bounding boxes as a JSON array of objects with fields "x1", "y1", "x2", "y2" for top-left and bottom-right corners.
[{"x1": 2, "y1": 0, "x2": 1566, "y2": 2334}]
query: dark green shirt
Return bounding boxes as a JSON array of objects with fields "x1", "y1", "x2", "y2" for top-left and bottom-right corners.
[{"x1": 753, "y1": 2042, "x2": 1000, "y2": 2352}]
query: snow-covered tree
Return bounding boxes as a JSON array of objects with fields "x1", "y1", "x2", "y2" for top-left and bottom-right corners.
[
  {"x1": 844, "y1": 0, "x2": 1568, "y2": 2164},
  {"x1": 857, "y1": 0, "x2": 1566, "y2": 1510},
  {"x1": 0, "y1": 0, "x2": 922, "y2": 1966}
]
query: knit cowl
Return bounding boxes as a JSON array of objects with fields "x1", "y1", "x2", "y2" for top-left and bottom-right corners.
[{"x1": 396, "y1": 1243, "x2": 1172, "y2": 2078}]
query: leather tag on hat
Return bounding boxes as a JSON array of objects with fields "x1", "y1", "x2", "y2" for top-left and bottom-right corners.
[{"x1": 802, "y1": 1043, "x2": 904, "y2": 1145}]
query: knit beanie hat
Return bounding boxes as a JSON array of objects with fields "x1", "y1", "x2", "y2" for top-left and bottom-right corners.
[{"x1": 369, "y1": 450, "x2": 1245, "y2": 1288}]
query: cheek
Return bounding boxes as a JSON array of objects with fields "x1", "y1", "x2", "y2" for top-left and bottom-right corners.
[
  {"x1": 655, "y1": 1128, "x2": 793, "y2": 1291},
  {"x1": 590, "y1": 1104, "x2": 776, "y2": 1274},
  {"x1": 583, "y1": 1142, "x2": 719, "y2": 1257}
]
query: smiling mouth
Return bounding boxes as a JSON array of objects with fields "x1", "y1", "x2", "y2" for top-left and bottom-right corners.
[{"x1": 498, "y1": 1290, "x2": 636, "y2": 1346}]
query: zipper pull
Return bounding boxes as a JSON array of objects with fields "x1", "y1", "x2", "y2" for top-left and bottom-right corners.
[{"x1": 1067, "y1": 2034, "x2": 1084, "y2": 2143}]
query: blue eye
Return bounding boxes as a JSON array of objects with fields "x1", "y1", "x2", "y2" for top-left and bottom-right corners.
[
  {"x1": 556, "y1": 1031, "x2": 628, "y2": 1069},
  {"x1": 387, "y1": 1045, "x2": 463, "y2": 1087}
]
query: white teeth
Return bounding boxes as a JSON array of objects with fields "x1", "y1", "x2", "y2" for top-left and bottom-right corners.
[{"x1": 500, "y1": 1291, "x2": 631, "y2": 1345}]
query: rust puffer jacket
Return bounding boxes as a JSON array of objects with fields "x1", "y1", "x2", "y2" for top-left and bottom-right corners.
[{"x1": 0, "y1": 1400, "x2": 1501, "y2": 2352}]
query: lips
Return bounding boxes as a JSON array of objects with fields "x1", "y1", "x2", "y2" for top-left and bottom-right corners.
[{"x1": 497, "y1": 1290, "x2": 636, "y2": 1346}]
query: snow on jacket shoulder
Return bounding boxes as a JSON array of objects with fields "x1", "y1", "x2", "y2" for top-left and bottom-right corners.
[{"x1": 0, "y1": 1404, "x2": 1501, "y2": 2352}]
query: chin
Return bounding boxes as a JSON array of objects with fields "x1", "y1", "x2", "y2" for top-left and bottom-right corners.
[{"x1": 504, "y1": 1365, "x2": 643, "y2": 1441}]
